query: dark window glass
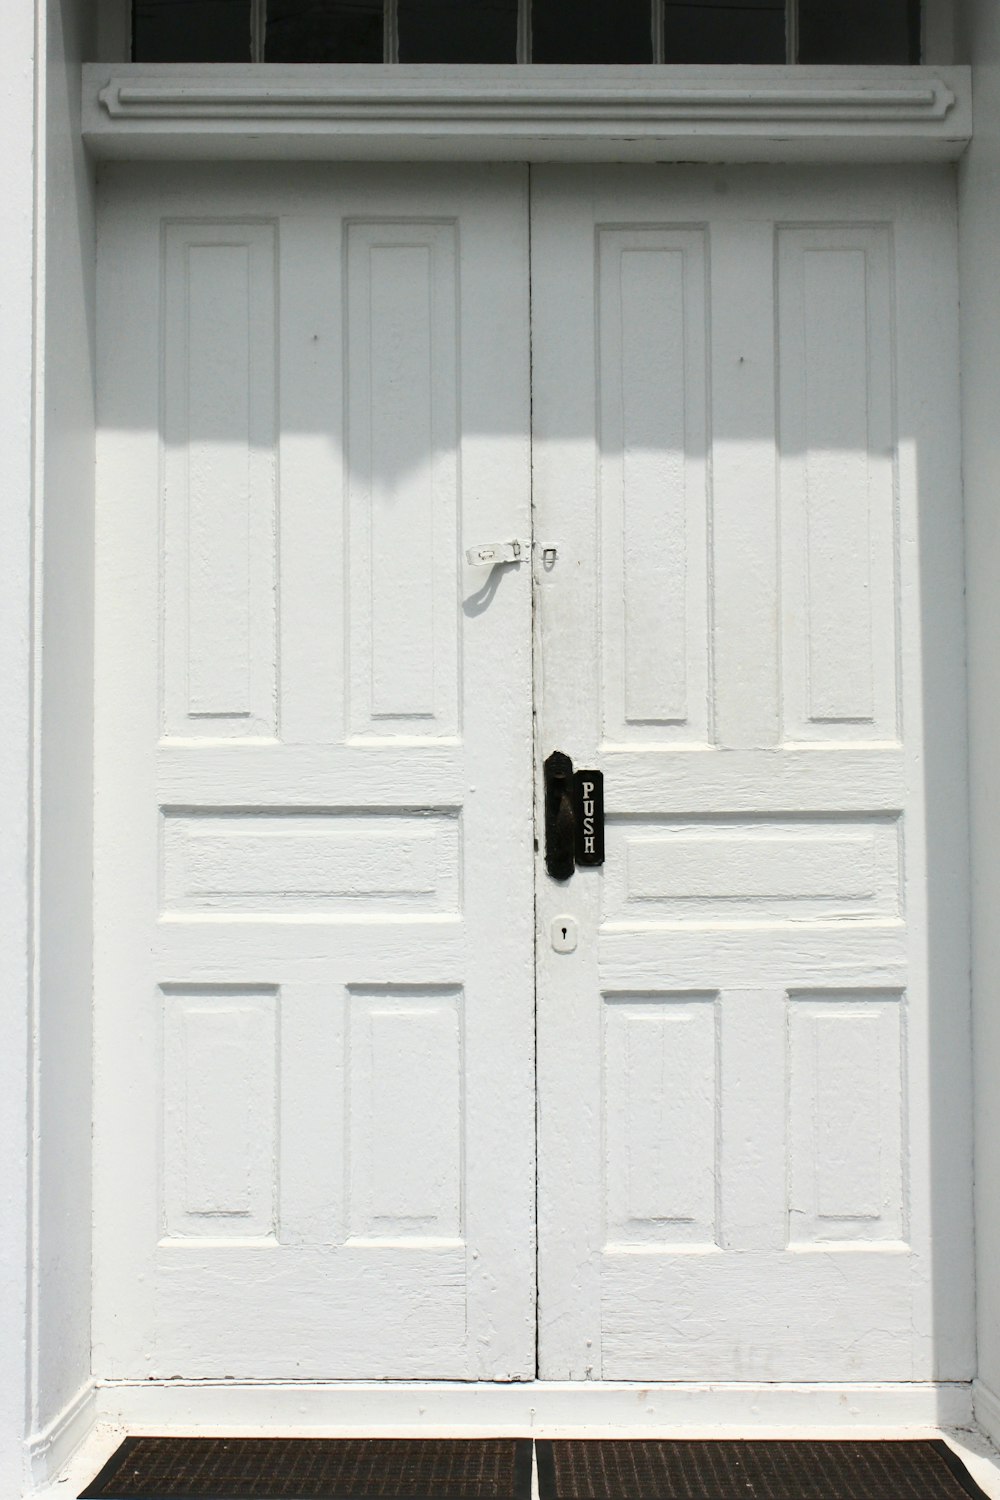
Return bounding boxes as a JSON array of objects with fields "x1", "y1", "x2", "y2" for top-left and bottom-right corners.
[
  {"x1": 398, "y1": 0, "x2": 517, "y2": 61},
  {"x1": 663, "y1": 0, "x2": 785, "y2": 64},
  {"x1": 133, "y1": 0, "x2": 251, "y2": 61},
  {"x1": 798, "y1": 0, "x2": 920, "y2": 63},
  {"x1": 532, "y1": 0, "x2": 652, "y2": 63},
  {"x1": 266, "y1": 0, "x2": 383, "y2": 61},
  {"x1": 133, "y1": 0, "x2": 926, "y2": 69}
]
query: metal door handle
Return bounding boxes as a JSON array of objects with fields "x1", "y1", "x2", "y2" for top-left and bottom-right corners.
[{"x1": 544, "y1": 750, "x2": 576, "y2": 882}]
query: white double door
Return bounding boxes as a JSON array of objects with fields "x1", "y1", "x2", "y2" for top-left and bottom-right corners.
[{"x1": 95, "y1": 161, "x2": 973, "y2": 1386}]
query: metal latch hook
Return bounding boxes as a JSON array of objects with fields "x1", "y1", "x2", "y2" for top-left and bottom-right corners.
[{"x1": 465, "y1": 540, "x2": 525, "y2": 568}]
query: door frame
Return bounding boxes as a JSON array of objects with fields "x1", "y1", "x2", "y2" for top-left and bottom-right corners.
[
  {"x1": 13, "y1": 63, "x2": 983, "y2": 1500},
  {"x1": 89, "y1": 141, "x2": 971, "y2": 1416}
]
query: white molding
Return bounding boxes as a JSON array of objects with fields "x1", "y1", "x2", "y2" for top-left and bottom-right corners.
[
  {"x1": 96, "y1": 1380, "x2": 973, "y2": 1435},
  {"x1": 975, "y1": 1381, "x2": 1000, "y2": 1450},
  {"x1": 96, "y1": 71, "x2": 958, "y2": 121},
  {"x1": 28, "y1": 1382, "x2": 96, "y2": 1487},
  {"x1": 82, "y1": 64, "x2": 972, "y2": 163},
  {"x1": 0, "y1": 0, "x2": 38, "y2": 1495}
]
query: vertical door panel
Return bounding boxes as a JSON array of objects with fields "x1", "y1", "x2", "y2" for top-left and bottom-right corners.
[
  {"x1": 778, "y1": 225, "x2": 898, "y2": 741},
  {"x1": 162, "y1": 222, "x2": 278, "y2": 739},
  {"x1": 345, "y1": 222, "x2": 460, "y2": 739},
  {"x1": 603, "y1": 993, "x2": 720, "y2": 1249},
  {"x1": 533, "y1": 164, "x2": 973, "y2": 1382},
  {"x1": 95, "y1": 163, "x2": 534, "y2": 1380},
  {"x1": 162, "y1": 988, "x2": 279, "y2": 1241},
  {"x1": 597, "y1": 227, "x2": 711, "y2": 745}
]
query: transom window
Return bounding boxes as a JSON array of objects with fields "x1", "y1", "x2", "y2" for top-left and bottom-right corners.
[{"x1": 133, "y1": 0, "x2": 922, "y2": 65}]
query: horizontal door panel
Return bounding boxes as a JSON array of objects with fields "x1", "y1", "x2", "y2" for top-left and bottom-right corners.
[
  {"x1": 602, "y1": 815, "x2": 901, "y2": 926},
  {"x1": 161, "y1": 809, "x2": 462, "y2": 916}
]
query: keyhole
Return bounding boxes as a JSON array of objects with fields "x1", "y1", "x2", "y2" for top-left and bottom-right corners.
[{"x1": 552, "y1": 916, "x2": 577, "y2": 953}]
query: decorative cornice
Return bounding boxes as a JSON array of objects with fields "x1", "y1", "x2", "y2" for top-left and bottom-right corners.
[
  {"x1": 97, "y1": 75, "x2": 956, "y2": 123},
  {"x1": 82, "y1": 65, "x2": 972, "y2": 163}
]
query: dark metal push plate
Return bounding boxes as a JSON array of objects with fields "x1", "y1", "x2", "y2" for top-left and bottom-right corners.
[{"x1": 574, "y1": 770, "x2": 605, "y2": 866}]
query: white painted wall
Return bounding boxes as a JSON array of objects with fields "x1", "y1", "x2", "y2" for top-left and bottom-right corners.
[
  {"x1": 959, "y1": 0, "x2": 1000, "y2": 1449},
  {"x1": 30, "y1": 0, "x2": 97, "y2": 1471},
  {"x1": 0, "y1": 0, "x2": 99, "y2": 1490},
  {"x1": 0, "y1": 0, "x2": 997, "y2": 1487},
  {"x1": 0, "y1": 0, "x2": 42, "y2": 1490}
]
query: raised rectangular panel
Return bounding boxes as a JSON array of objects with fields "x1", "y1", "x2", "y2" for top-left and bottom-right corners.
[
  {"x1": 347, "y1": 987, "x2": 464, "y2": 1243},
  {"x1": 603, "y1": 815, "x2": 900, "y2": 925},
  {"x1": 346, "y1": 222, "x2": 460, "y2": 740},
  {"x1": 603, "y1": 993, "x2": 719, "y2": 1247},
  {"x1": 787, "y1": 992, "x2": 905, "y2": 1244},
  {"x1": 162, "y1": 987, "x2": 278, "y2": 1240},
  {"x1": 598, "y1": 228, "x2": 710, "y2": 747},
  {"x1": 778, "y1": 226, "x2": 897, "y2": 742},
  {"x1": 161, "y1": 809, "x2": 460, "y2": 916},
  {"x1": 162, "y1": 222, "x2": 278, "y2": 739}
]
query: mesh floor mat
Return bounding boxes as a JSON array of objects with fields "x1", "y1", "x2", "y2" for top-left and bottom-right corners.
[
  {"x1": 80, "y1": 1437, "x2": 533, "y2": 1500},
  {"x1": 535, "y1": 1441, "x2": 990, "y2": 1500}
]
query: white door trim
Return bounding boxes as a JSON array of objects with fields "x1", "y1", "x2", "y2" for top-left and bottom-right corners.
[
  {"x1": 95, "y1": 1379, "x2": 974, "y2": 1434},
  {"x1": 81, "y1": 64, "x2": 971, "y2": 164}
]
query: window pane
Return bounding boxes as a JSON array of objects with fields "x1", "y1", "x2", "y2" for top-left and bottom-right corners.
[
  {"x1": 398, "y1": 0, "x2": 518, "y2": 61},
  {"x1": 133, "y1": 0, "x2": 251, "y2": 61},
  {"x1": 663, "y1": 0, "x2": 785, "y2": 64},
  {"x1": 532, "y1": 0, "x2": 653, "y2": 63},
  {"x1": 798, "y1": 0, "x2": 919, "y2": 63},
  {"x1": 266, "y1": 0, "x2": 384, "y2": 61}
]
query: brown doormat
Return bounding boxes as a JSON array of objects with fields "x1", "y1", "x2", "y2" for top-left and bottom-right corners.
[
  {"x1": 535, "y1": 1440, "x2": 991, "y2": 1500},
  {"x1": 80, "y1": 1437, "x2": 533, "y2": 1500}
]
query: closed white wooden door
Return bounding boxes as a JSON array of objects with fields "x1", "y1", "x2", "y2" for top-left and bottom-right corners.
[
  {"x1": 96, "y1": 161, "x2": 973, "y2": 1388},
  {"x1": 94, "y1": 163, "x2": 535, "y2": 1380},
  {"x1": 533, "y1": 165, "x2": 974, "y2": 1382}
]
